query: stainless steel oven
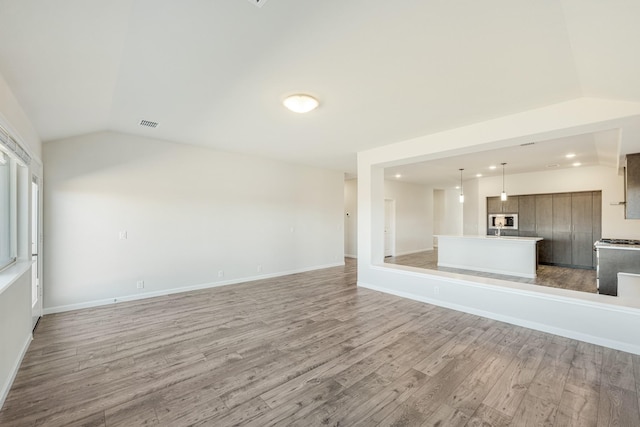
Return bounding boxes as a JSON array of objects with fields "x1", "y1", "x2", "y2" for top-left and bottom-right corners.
[{"x1": 488, "y1": 214, "x2": 518, "y2": 230}]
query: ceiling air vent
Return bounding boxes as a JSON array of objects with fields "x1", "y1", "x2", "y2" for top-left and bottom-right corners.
[
  {"x1": 520, "y1": 142, "x2": 535, "y2": 146},
  {"x1": 139, "y1": 119, "x2": 158, "y2": 128},
  {"x1": 248, "y1": 0, "x2": 270, "y2": 8}
]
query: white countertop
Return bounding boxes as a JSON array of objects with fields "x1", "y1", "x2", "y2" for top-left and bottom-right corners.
[
  {"x1": 436, "y1": 235, "x2": 543, "y2": 242},
  {"x1": 595, "y1": 242, "x2": 640, "y2": 251}
]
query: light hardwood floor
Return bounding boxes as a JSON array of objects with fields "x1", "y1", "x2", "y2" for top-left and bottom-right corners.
[
  {"x1": 386, "y1": 249, "x2": 598, "y2": 294},
  {"x1": 1, "y1": 259, "x2": 638, "y2": 426}
]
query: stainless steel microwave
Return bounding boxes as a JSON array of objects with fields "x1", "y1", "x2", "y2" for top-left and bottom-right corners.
[{"x1": 488, "y1": 213, "x2": 518, "y2": 229}]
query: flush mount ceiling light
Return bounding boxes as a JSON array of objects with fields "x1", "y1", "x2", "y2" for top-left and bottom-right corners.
[
  {"x1": 283, "y1": 94, "x2": 319, "y2": 113},
  {"x1": 566, "y1": 153, "x2": 576, "y2": 159}
]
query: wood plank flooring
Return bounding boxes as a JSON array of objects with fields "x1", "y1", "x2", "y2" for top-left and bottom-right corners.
[
  {"x1": 2, "y1": 258, "x2": 638, "y2": 426},
  {"x1": 386, "y1": 249, "x2": 598, "y2": 294}
]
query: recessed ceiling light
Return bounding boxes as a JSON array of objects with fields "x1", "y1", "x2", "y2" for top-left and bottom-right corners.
[
  {"x1": 566, "y1": 153, "x2": 576, "y2": 159},
  {"x1": 573, "y1": 162, "x2": 582, "y2": 167},
  {"x1": 476, "y1": 173, "x2": 482, "y2": 178},
  {"x1": 489, "y1": 165, "x2": 497, "y2": 170},
  {"x1": 455, "y1": 186, "x2": 460, "y2": 189},
  {"x1": 283, "y1": 94, "x2": 319, "y2": 113},
  {"x1": 395, "y1": 174, "x2": 402, "y2": 179}
]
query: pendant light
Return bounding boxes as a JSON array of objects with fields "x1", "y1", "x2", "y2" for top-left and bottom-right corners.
[
  {"x1": 500, "y1": 162, "x2": 508, "y2": 201},
  {"x1": 459, "y1": 168, "x2": 464, "y2": 203}
]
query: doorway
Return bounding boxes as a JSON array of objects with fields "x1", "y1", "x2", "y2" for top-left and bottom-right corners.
[
  {"x1": 384, "y1": 199, "x2": 396, "y2": 257},
  {"x1": 31, "y1": 175, "x2": 42, "y2": 329}
]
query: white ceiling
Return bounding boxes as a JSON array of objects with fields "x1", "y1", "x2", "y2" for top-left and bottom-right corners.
[
  {"x1": 0, "y1": 0, "x2": 639, "y2": 174},
  {"x1": 384, "y1": 129, "x2": 621, "y2": 187}
]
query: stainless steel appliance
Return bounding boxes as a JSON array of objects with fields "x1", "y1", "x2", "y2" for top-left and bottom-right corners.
[
  {"x1": 594, "y1": 238, "x2": 640, "y2": 296},
  {"x1": 488, "y1": 213, "x2": 518, "y2": 230}
]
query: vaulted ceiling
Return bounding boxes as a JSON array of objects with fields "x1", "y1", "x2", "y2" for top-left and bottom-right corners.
[{"x1": 0, "y1": 0, "x2": 639, "y2": 173}]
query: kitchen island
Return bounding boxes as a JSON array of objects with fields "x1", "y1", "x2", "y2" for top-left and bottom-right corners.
[{"x1": 436, "y1": 235, "x2": 543, "y2": 278}]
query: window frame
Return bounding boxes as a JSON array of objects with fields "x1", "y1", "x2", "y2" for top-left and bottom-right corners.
[{"x1": 0, "y1": 148, "x2": 18, "y2": 272}]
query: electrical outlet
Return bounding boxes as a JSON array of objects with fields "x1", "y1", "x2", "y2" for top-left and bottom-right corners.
[
  {"x1": 218, "y1": 270, "x2": 224, "y2": 278},
  {"x1": 434, "y1": 286, "x2": 440, "y2": 295},
  {"x1": 119, "y1": 231, "x2": 127, "y2": 240},
  {"x1": 257, "y1": 264, "x2": 262, "y2": 273},
  {"x1": 136, "y1": 280, "x2": 144, "y2": 289}
]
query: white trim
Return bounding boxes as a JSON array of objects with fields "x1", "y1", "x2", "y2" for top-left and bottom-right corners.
[
  {"x1": 0, "y1": 333, "x2": 32, "y2": 409},
  {"x1": 0, "y1": 260, "x2": 34, "y2": 296},
  {"x1": 393, "y1": 247, "x2": 434, "y2": 257},
  {"x1": 44, "y1": 261, "x2": 345, "y2": 314},
  {"x1": 436, "y1": 262, "x2": 536, "y2": 279},
  {"x1": 369, "y1": 263, "x2": 637, "y2": 312},
  {"x1": 358, "y1": 264, "x2": 640, "y2": 355}
]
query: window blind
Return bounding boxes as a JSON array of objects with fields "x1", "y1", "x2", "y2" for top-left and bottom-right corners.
[{"x1": 0, "y1": 125, "x2": 31, "y2": 166}]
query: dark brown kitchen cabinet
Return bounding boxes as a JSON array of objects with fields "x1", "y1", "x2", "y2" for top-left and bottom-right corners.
[
  {"x1": 486, "y1": 190, "x2": 601, "y2": 268},
  {"x1": 502, "y1": 196, "x2": 519, "y2": 214},
  {"x1": 487, "y1": 197, "x2": 502, "y2": 214},
  {"x1": 487, "y1": 195, "x2": 518, "y2": 214},
  {"x1": 572, "y1": 192, "x2": 594, "y2": 268},
  {"x1": 518, "y1": 195, "x2": 536, "y2": 237},
  {"x1": 546, "y1": 191, "x2": 600, "y2": 268},
  {"x1": 552, "y1": 193, "x2": 572, "y2": 265},
  {"x1": 626, "y1": 153, "x2": 640, "y2": 219},
  {"x1": 535, "y1": 194, "x2": 553, "y2": 264}
]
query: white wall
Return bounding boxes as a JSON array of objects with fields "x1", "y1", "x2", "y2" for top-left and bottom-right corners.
[
  {"x1": 0, "y1": 72, "x2": 42, "y2": 408},
  {"x1": 344, "y1": 178, "x2": 434, "y2": 258},
  {"x1": 442, "y1": 188, "x2": 464, "y2": 236},
  {"x1": 344, "y1": 179, "x2": 358, "y2": 258},
  {"x1": 463, "y1": 178, "x2": 480, "y2": 235},
  {"x1": 384, "y1": 180, "x2": 433, "y2": 256},
  {"x1": 433, "y1": 186, "x2": 466, "y2": 243},
  {"x1": 0, "y1": 74, "x2": 41, "y2": 160},
  {"x1": 43, "y1": 131, "x2": 344, "y2": 312},
  {"x1": 474, "y1": 165, "x2": 640, "y2": 239},
  {"x1": 0, "y1": 273, "x2": 31, "y2": 408},
  {"x1": 358, "y1": 98, "x2": 640, "y2": 355},
  {"x1": 432, "y1": 190, "x2": 444, "y2": 246}
]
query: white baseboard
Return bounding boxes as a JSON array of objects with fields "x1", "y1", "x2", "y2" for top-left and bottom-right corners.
[
  {"x1": 0, "y1": 333, "x2": 32, "y2": 410},
  {"x1": 357, "y1": 281, "x2": 640, "y2": 356},
  {"x1": 394, "y1": 247, "x2": 433, "y2": 257},
  {"x1": 437, "y1": 262, "x2": 536, "y2": 279},
  {"x1": 43, "y1": 261, "x2": 345, "y2": 315}
]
